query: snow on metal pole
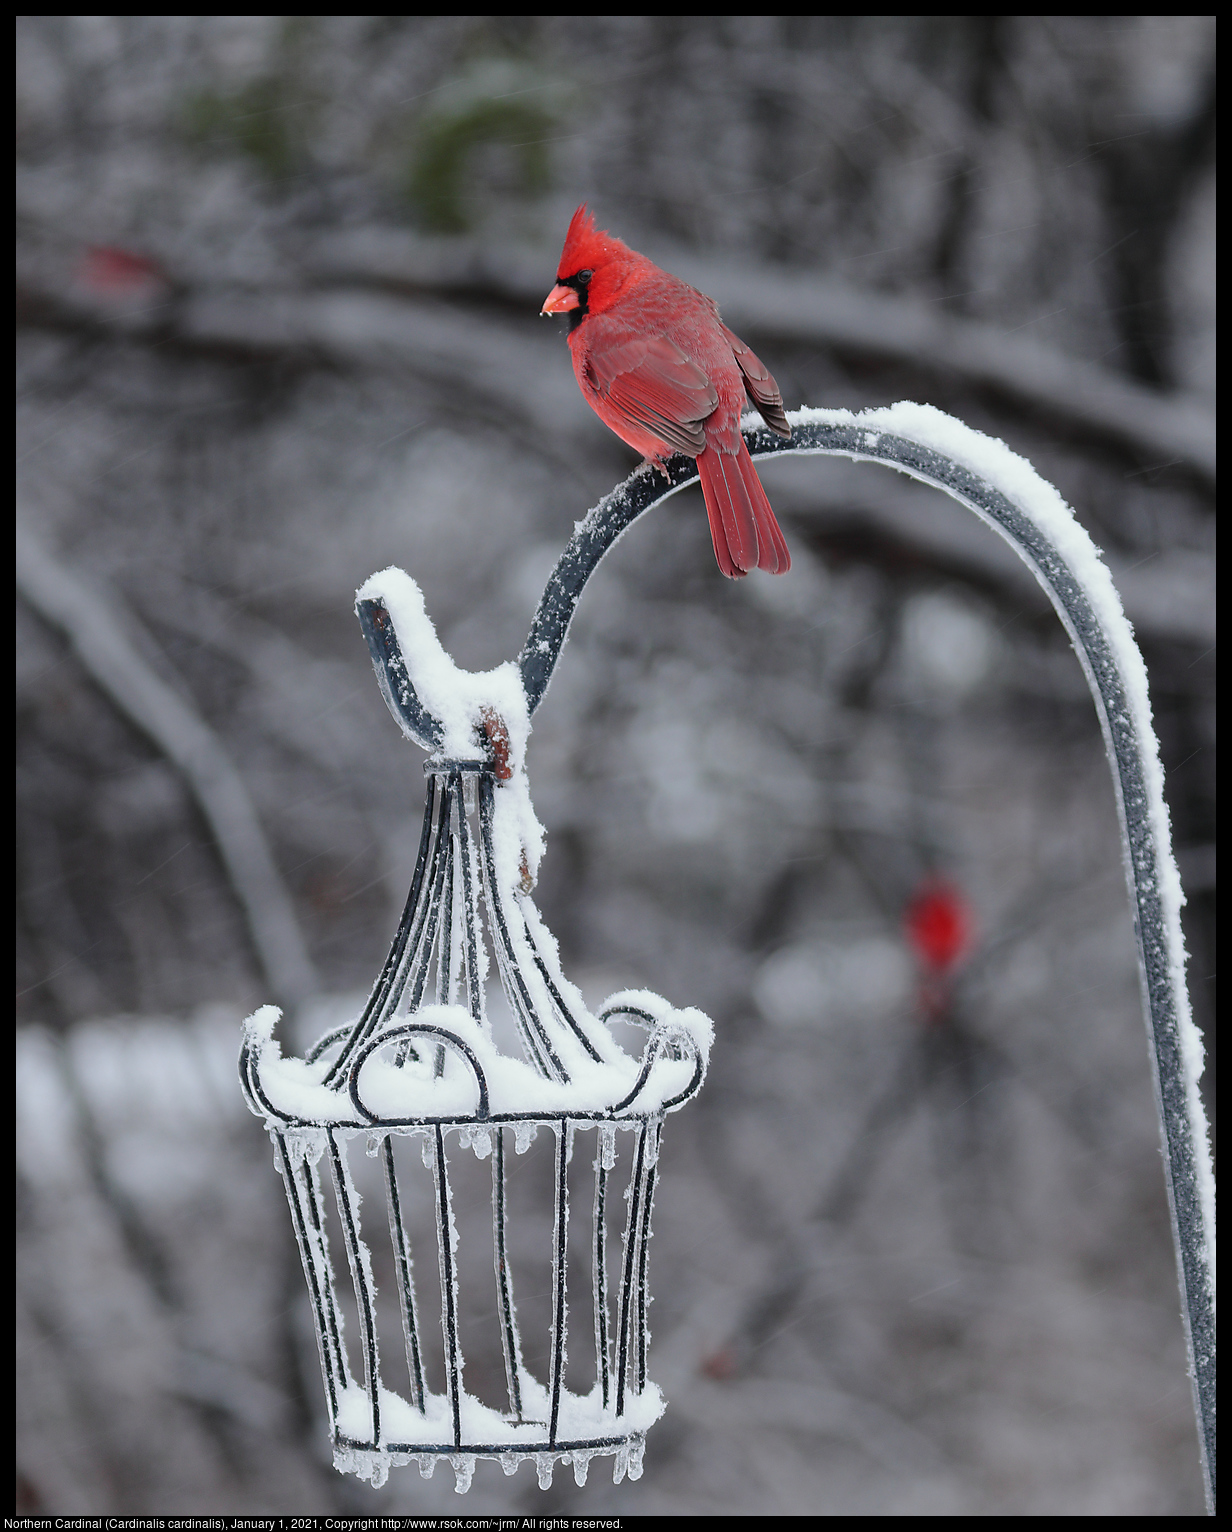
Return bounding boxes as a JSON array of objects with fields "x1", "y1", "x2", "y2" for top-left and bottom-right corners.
[{"x1": 518, "y1": 405, "x2": 1215, "y2": 1511}]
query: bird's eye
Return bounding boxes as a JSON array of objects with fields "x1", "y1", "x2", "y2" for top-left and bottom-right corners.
[{"x1": 577, "y1": 269, "x2": 594, "y2": 283}]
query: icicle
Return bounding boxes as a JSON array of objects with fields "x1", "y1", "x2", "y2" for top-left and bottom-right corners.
[
  {"x1": 450, "y1": 1454, "x2": 475, "y2": 1494},
  {"x1": 416, "y1": 1454, "x2": 435, "y2": 1479},
  {"x1": 365, "y1": 1132, "x2": 383, "y2": 1158},
  {"x1": 352, "y1": 1453, "x2": 389, "y2": 1489},
  {"x1": 613, "y1": 1442, "x2": 629, "y2": 1485},
  {"x1": 514, "y1": 1121, "x2": 538, "y2": 1155},
  {"x1": 499, "y1": 1453, "x2": 519, "y2": 1476},
  {"x1": 283, "y1": 1127, "x2": 326, "y2": 1168},
  {"x1": 627, "y1": 1438, "x2": 646, "y2": 1481},
  {"x1": 571, "y1": 1449, "x2": 595, "y2": 1487},
  {"x1": 535, "y1": 1452, "x2": 555, "y2": 1489},
  {"x1": 599, "y1": 1121, "x2": 618, "y2": 1171}
]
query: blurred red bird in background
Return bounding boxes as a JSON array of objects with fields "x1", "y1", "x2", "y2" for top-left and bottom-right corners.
[
  {"x1": 905, "y1": 876, "x2": 974, "y2": 1024},
  {"x1": 542, "y1": 205, "x2": 793, "y2": 578},
  {"x1": 906, "y1": 877, "x2": 972, "y2": 972}
]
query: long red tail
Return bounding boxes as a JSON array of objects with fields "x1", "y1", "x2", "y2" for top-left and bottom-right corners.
[{"x1": 697, "y1": 441, "x2": 791, "y2": 578}]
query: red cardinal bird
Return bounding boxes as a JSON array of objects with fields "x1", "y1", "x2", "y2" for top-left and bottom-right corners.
[
  {"x1": 905, "y1": 876, "x2": 973, "y2": 1024},
  {"x1": 541, "y1": 205, "x2": 792, "y2": 578}
]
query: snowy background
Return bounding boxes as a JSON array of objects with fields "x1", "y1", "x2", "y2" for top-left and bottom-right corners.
[{"x1": 16, "y1": 17, "x2": 1214, "y2": 1516}]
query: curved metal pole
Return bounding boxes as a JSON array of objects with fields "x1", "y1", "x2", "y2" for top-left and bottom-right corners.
[{"x1": 361, "y1": 409, "x2": 1215, "y2": 1507}]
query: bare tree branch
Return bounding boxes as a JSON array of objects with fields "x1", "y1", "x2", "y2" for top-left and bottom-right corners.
[
  {"x1": 15, "y1": 520, "x2": 318, "y2": 1013},
  {"x1": 305, "y1": 228, "x2": 1218, "y2": 481}
]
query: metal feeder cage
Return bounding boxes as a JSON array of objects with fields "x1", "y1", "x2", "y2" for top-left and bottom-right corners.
[{"x1": 241, "y1": 577, "x2": 711, "y2": 1492}]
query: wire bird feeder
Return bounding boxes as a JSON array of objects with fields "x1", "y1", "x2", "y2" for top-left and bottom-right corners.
[
  {"x1": 240, "y1": 578, "x2": 712, "y2": 1492},
  {"x1": 242, "y1": 404, "x2": 1214, "y2": 1507}
]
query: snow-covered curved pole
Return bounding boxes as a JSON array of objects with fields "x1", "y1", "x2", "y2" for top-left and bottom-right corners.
[
  {"x1": 359, "y1": 404, "x2": 1213, "y2": 1505},
  {"x1": 518, "y1": 404, "x2": 1215, "y2": 1508}
]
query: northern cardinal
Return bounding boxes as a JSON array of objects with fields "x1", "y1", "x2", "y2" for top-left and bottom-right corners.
[
  {"x1": 541, "y1": 205, "x2": 792, "y2": 578},
  {"x1": 905, "y1": 877, "x2": 973, "y2": 1024},
  {"x1": 905, "y1": 877, "x2": 972, "y2": 973}
]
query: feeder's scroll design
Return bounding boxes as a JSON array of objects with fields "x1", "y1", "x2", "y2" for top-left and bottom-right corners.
[{"x1": 241, "y1": 564, "x2": 711, "y2": 1492}]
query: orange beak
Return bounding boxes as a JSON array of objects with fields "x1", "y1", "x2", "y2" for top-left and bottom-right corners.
[{"x1": 541, "y1": 282, "x2": 580, "y2": 316}]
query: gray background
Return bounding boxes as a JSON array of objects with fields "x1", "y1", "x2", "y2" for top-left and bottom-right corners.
[{"x1": 16, "y1": 16, "x2": 1214, "y2": 1515}]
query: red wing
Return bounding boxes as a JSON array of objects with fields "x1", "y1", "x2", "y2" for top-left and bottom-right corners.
[
  {"x1": 585, "y1": 334, "x2": 718, "y2": 458},
  {"x1": 721, "y1": 324, "x2": 791, "y2": 439}
]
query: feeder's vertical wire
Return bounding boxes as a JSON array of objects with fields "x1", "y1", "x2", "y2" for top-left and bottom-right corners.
[
  {"x1": 432, "y1": 1124, "x2": 463, "y2": 1450},
  {"x1": 477, "y1": 774, "x2": 568, "y2": 1081},
  {"x1": 412, "y1": 771, "x2": 453, "y2": 999},
  {"x1": 430, "y1": 784, "x2": 458, "y2": 1078},
  {"x1": 328, "y1": 1130, "x2": 383, "y2": 1448},
  {"x1": 614, "y1": 1121, "x2": 649, "y2": 1418},
  {"x1": 455, "y1": 771, "x2": 485, "y2": 1027},
  {"x1": 491, "y1": 1127, "x2": 524, "y2": 1421},
  {"x1": 383, "y1": 1136, "x2": 426, "y2": 1414},
  {"x1": 328, "y1": 772, "x2": 440, "y2": 1083},
  {"x1": 300, "y1": 1154, "x2": 349, "y2": 1402},
  {"x1": 634, "y1": 1119, "x2": 662, "y2": 1396},
  {"x1": 406, "y1": 776, "x2": 455, "y2": 1016},
  {"x1": 520, "y1": 912, "x2": 604, "y2": 1062},
  {"x1": 593, "y1": 1130, "x2": 611, "y2": 1411},
  {"x1": 435, "y1": 795, "x2": 455, "y2": 1009},
  {"x1": 548, "y1": 1121, "x2": 571, "y2": 1448},
  {"x1": 380, "y1": 771, "x2": 449, "y2": 1033},
  {"x1": 277, "y1": 1134, "x2": 344, "y2": 1428},
  {"x1": 477, "y1": 773, "x2": 554, "y2": 1076}
]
